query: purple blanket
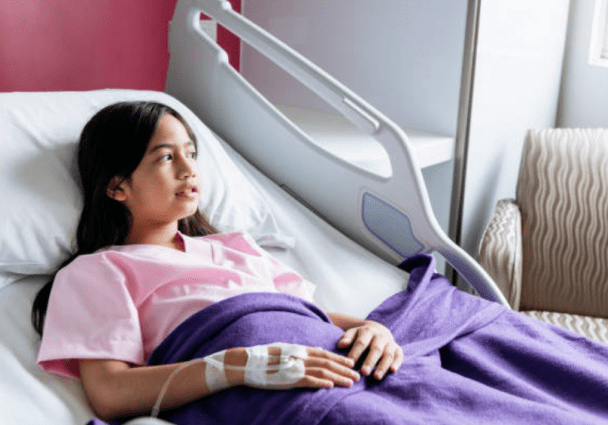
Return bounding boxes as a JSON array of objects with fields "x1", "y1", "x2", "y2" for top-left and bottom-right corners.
[{"x1": 91, "y1": 255, "x2": 608, "y2": 424}]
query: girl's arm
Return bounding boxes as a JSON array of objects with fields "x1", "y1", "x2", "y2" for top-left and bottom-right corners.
[
  {"x1": 325, "y1": 312, "x2": 404, "y2": 380},
  {"x1": 79, "y1": 351, "x2": 244, "y2": 420},
  {"x1": 79, "y1": 346, "x2": 358, "y2": 421}
]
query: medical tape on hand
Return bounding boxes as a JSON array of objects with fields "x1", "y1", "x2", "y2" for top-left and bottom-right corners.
[
  {"x1": 151, "y1": 343, "x2": 308, "y2": 418},
  {"x1": 203, "y1": 350, "x2": 230, "y2": 392},
  {"x1": 244, "y1": 342, "x2": 308, "y2": 388}
]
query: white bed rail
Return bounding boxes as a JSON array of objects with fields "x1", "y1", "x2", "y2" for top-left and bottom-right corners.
[{"x1": 165, "y1": 0, "x2": 509, "y2": 307}]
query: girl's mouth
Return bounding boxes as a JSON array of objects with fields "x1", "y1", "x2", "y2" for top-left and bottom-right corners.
[{"x1": 176, "y1": 187, "x2": 198, "y2": 198}]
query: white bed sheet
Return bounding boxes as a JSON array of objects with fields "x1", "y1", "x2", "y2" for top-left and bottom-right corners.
[{"x1": 0, "y1": 128, "x2": 409, "y2": 425}]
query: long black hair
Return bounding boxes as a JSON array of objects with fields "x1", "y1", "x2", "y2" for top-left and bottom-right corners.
[{"x1": 32, "y1": 101, "x2": 217, "y2": 336}]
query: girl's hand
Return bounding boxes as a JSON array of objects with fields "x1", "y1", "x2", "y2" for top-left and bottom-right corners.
[
  {"x1": 288, "y1": 346, "x2": 360, "y2": 390},
  {"x1": 233, "y1": 346, "x2": 360, "y2": 390},
  {"x1": 337, "y1": 320, "x2": 403, "y2": 380}
]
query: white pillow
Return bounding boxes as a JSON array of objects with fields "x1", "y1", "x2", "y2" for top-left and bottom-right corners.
[{"x1": 0, "y1": 90, "x2": 290, "y2": 288}]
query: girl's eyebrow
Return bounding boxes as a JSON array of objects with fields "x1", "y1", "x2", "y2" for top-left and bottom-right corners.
[{"x1": 148, "y1": 140, "x2": 195, "y2": 153}]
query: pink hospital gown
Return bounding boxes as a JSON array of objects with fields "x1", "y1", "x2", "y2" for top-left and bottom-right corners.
[{"x1": 37, "y1": 232, "x2": 316, "y2": 379}]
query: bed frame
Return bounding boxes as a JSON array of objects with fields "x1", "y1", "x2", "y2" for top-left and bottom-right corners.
[{"x1": 165, "y1": 0, "x2": 509, "y2": 307}]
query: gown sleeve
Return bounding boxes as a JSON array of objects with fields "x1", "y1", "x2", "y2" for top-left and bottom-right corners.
[{"x1": 37, "y1": 252, "x2": 144, "y2": 379}]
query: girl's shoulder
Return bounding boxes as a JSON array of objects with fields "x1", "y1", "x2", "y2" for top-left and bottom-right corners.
[
  {"x1": 56, "y1": 246, "x2": 127, "y2": 275},
  {"x1": 56, "y1": 243, "x2": 159, "y2": 278}
]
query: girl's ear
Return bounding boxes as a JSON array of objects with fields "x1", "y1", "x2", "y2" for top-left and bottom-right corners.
[{"x1": 107, "y1": 177, "x2": 127, "y2": 202}]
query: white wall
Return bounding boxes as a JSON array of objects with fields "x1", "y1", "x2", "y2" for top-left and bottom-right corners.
[
  {"x1": 559, "y1": 0, "x2": 608, "y2": 127},
  {"x1": 241, "y1": 0, "x2": 468, "y2": 136},
  {"x1": 459, "y1": 0, "x2": 571, "y2": 257}
]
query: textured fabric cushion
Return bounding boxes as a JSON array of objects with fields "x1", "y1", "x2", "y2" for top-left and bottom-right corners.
[
  {"x1": 478, "y1": 199, "x2": 522, "y2": 309},
  {"x1": 523, "y1": 310, "x2": 608, "y2": 345},
  {"x1": 517, "y1": 128, "x2": 608, "y2": 316}
]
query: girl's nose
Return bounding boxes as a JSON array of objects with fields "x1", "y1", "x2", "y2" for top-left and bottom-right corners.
[{"x1": 177, "y1": 154, "x2": 197, "y2": 178}]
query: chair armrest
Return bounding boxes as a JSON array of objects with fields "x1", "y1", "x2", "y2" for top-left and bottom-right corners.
[{"x1": 478, "y1": 199, "x2": 523, "y2": 309}]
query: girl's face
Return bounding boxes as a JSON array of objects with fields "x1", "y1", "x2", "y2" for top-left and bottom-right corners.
[{"x1": 109, "y1": 113, "x2": 202, "y2": 231}]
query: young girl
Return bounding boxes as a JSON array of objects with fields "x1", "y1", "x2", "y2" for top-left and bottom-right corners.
[{"x1": 32, "y1": 101, "x2": 403, "y2": 421}]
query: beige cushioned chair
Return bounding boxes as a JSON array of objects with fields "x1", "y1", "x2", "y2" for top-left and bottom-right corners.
[{"x1": 479, "y1": 128, "x2": 608, "y2": 344}]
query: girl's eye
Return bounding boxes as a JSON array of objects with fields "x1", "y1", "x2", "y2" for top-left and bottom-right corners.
[{"x1": 157, "y1": 151, "x2": 196, "y2": 162}]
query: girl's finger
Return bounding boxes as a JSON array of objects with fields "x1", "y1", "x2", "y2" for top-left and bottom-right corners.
[
  {"x1": 346, "y1": 331, "x2": 373, "y2": 364},
  {"x1": 304, "y1": 367, "x2": 357, "y2": 388},
  {"x1": 360, "y1": 338, "x2": 387, "y2": 376},
  {"x1": 337, "y1": 328, "x2": 357, "y2": 349},
  {"x1": 306, "y1": 347, "x2": 356, "y2": 368},
  {"x1": 371, "y1": 347, "x2": 396, "y2": 380},
  {"x1": 390, "y1": 346, "x2": 404, "y2": 374},
  {"x1": 296, "y1": 374, "x2": 336, "y2": 389},
  {"x1": 304, "y1": 357, "x2": 360, "y2": 382}
]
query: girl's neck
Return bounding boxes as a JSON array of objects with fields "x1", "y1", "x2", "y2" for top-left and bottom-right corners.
[{"x1": 124, "y1": 222, "x2": 183, "y2": 251}]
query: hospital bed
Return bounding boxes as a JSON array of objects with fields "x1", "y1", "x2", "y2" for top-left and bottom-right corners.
[{"x1": 0, "y1": 0, "x2": 507, "y2": 423}]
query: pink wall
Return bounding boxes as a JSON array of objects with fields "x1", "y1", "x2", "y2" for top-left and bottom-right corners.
[
  {"x1": 0, "y1": 0, "x2": 241, "y2": 92},
  {"x1": 209, "y1": 0, "x2": 242, "y2": 71}
]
